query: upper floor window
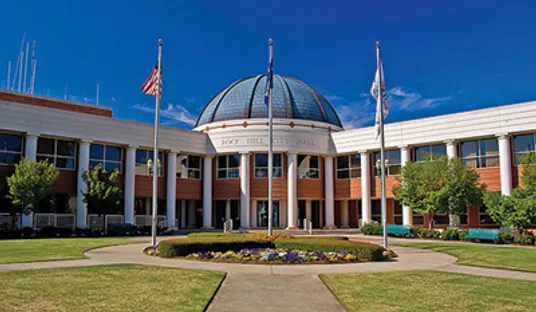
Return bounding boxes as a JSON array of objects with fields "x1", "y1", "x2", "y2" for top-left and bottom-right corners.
[
  {"x1": 414, "y1": 144, "x2": 446, "y2": 162},
  {"x1": 0, "y1": 133, "x2": 23, "y2": 166},
  {"x1": 37, "y1": 138, "x2": 77, "y2": 170},
  {"x1": 374, "y1": 150, "x2": 401, "y2": 176},
  {"x1": 461, "y1": 138, "x2": 499, "y2": 169},
  {"x1": 298, "y1": 155, "x2": 319, "y2": 179},
  {"x1": 513, "y1": 134, "x2": 536, "y2": 165},
  {"x1": 135, "y1": 149, "x2": 164, "y2": 177},
  {"x1": 177, "y1": 155, "x2": 201, "y2": 179},
  {"x1": 89, "y1": 144, "x2": 123, "y2": 173},
  {"x1": 336, "y1": 154, "x2": 360, "y2": 179},
  {"x1": 255, "y1": 153, "x2": 282, "y2": 178},
  {"x1": 217, "y1": 154, "x2": 240, "y2": 179}
]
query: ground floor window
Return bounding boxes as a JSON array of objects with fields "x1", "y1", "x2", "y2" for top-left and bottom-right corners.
[
  {"x1": 479, "y1": 205, "x2": 496, "y2": 225},
  {"x1": 412, "y1": 212, "x2": 424, "y2": 225},
  {"x1": 371, "y1": 200, "x2": 381, "y2": 223},
  {"x1": 257, "y1": 200, "x2": 279, "y2": 227},
  {"x1": 394, "y1": 201, "x2": 403, "y2": 224},
  {"x1": 433, "y1": 214, "x2": 450, "y2": 225}
]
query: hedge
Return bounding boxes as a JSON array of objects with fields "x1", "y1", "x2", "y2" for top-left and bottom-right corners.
[{"x1": 275, "y1": 237, "x2": 385, "y2": 261}]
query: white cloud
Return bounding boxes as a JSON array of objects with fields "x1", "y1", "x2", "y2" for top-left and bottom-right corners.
[
  {"x1": 387, "y1": 86, "x2": 451, "y2": 111},
  {"x1": 325, "y1": 94, "x2": 345, "y2": 101},
  {"x1": 334, "y1": 98, "x2": 374, "y2": 129},
  {"x1": 133, "y1": 102, "x2": 197, "y2": 127}
]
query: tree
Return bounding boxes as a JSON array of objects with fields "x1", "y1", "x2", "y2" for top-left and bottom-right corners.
[
  {"x1": 82, "y1": 164, "x2": 122, "y2": 216},
  {"x1": 7, "y1": 159, "x2": 59, "y2": 226},
  {"x1": 393, "y1": 154, "x2": 483, "y2": 228},
  {"x1": 483, "y1": 152, "x2": 536, "y2": 232}
]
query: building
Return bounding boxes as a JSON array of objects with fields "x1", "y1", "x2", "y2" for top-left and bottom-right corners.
[{"x1": 0, "y1": 74, "x2": 533, "y2": 230}]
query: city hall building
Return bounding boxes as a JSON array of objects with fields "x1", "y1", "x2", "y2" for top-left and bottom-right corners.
[{"x1": 0, "y1": 74, "x2": 533, "y2": 231}]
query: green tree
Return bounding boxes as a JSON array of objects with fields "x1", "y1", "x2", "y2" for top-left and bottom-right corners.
[
  {"x1": 7, "y1": 159, "x2": 59, "y2": 225},
  {"x1": 393, "y1": 154, "x2": 483, "y2": 228},
  {"x1": 483, "y1": 152, "x2": 536, "y2": 232},
  {"x1": 82, "y1": 164, "x2": 122, "y2": 216}
]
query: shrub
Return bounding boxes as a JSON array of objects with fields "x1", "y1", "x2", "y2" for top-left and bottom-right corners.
[
  {"x1": 158, "y1": 235, "x2": 274, "y2": 257},
  {"x1": 107, "y1": 223, "x2": 137, "y2": 236},
  {"x1": 441, "y1": 228, "x2": 460, "y2": 241},
  {"x1": 459, "y1": 229, "x2": 469, "y2": 241},
  {"x1": 498, "y1": 232, "x2": 515, "y2": 244},
  {"x1": 275, "y1": 237, "x2": 385, "y2": 261},
  {"x1": 39, "y1": 226, "x2": 58, "y2": 238},
  {"x1": 419, "y1": 229, "x2": 440, "y2": 239},
  {"x1": 361, "y1": 223, "x2": 383, "y2": 236},
  {"x1": 247, "y1": 232, "x2": 294, "y2": 241},
  {"x1": 514, "y1": 234, "x2": 535, "y2": 245},
  {"x1": 408, "y1": 227, "x2": 422, "y2": 238}
]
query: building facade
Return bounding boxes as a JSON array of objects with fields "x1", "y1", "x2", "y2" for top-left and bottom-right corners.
[{"x1": 0, "y1": 74, "x2": 533, "y2": 230}]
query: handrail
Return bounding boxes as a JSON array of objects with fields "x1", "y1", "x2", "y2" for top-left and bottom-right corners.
[
  {"x1": 223, "y1": 219, "x2": 233, "y2": 233},
  {"x1": 303, "y1": 218, "x2": 313, "y2": 235}
]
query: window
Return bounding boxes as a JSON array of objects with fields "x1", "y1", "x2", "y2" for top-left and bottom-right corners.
[
  {"x1": 176, "y1": 155, "x2": 201, "y2": 179},
  {"x1": 412, "y1": 212, "x2": 424, "y2": 225},
  {"x1": 374, "y1": 150, "x2": 401, "y2": 176},
  {"x1": 254, "y1": 153, "x2": 282, "y2": 178},
  {"x1": 371, "y1": 200, "x2": 382, "y2": 223},
  {"x1": 135, "y1": 149, "x2": 164, "y2": 176},
  {"x1": 414, "y1": 144, "x2": 446, "y2": 162},
  {"x1": 433, "y1": 214, "x2": 450, "y2": 225},
  {"x1": 514, "y1": 134, "x2": 535, "y2": 165},
  {"x1": 89, "y1": 144, "x2": 122, "y2": 173},
  {"x1": 217, "y1": 154, "x2": 240, "y2": 179},
  {"x1": 37, "y1": 138, "x2": 77, "y2": 170},
  {"x1": 336, "y1": 154, "x2": 361, "y2": 179},
  {"x1": 479, "y1": 205, "x2": 496, "y2": 225},
  {"x1": 298, "y1": 155, "x2": 320, "y2": 179},
  {"x1": 394, "y1": 201, "x2": 403, "y2": 225},
  {"x1": 0, "y1": 133, "x2": 23, "y2": 165},
  {"x1": 461, "y1": 138, "x2": 499, "y2": 169}
]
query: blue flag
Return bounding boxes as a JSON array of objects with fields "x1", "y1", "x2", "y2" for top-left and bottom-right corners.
[{"x1": 264, "y1": 55, "x2": 273, "y2": 105}]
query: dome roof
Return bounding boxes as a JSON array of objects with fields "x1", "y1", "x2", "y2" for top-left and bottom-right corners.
[{"x1": 196, "y1": 75, "x2": 343, "y2": 128}]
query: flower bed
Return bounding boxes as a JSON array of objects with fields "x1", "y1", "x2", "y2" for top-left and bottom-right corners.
[{"x1": 186, "y1": 248, "x2": 359, "y2": 264}]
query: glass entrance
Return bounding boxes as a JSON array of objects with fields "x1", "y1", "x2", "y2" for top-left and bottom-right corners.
[
  {"x1": 298, "y1": 200, "x2": 306, "y2": 228},
  {"x1": 257, "y1": 200, "x2": 279, "y2": 227},
  {"x1": 213, "y1": 200, "x2": 226, "y2": 229},
  {"x1": 312, "y1": 200, "x2": 321, "y2": 228},
  {"x1": 230, "y1": 200, "x2": 240, "y2": 228}
]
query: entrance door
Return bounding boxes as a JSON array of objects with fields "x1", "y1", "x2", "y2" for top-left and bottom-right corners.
[
  {"x1": 230, "y1": 200, "x2": 240, "y2": 228},
  {"x1": 298, "y1": 200, "x2": 306, "y2": 228},
  {"x1": 257, "y1": 200, "x2": 280, "y2": 227},
  {"x1": 214, "y1": 200, "x2": 226, "y2": 229},
  {"x1": 312, "y1": 200, "x2": 321, "y2": 228}
]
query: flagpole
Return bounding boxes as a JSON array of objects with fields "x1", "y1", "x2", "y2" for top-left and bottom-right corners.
[
  {"x1": 267, "y1": 38, "x2": 274, "y2": 236},
  {"x1": 151, "y1": 39, "x2": 163, "y2": 247},
  {"x1": 376, "y1": 41, "x2": 389, "y2": 249}
]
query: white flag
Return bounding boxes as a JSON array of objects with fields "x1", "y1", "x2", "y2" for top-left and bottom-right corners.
[{"x1": 371, "y1": 62, "x2": 388, "y2": 139}]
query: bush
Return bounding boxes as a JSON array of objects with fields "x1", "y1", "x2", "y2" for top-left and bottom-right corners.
[
  {"x1": 247, "y1": 232, "x2": 294, "y2": 241},
  {"x1": 361, "y1": 223, "x2": 383, "y2": 236},
  {"x1": 498, "y1": 232, "x2": 515, "y2": 244},
  {"x1": 409, "y1": 227, "x2": 422, "y2": 238},
  {"x1": 39, "y1": 226, "x2": 58, "y2": 238},
  {"x1": 459, "y1": 229, "x2": 469, "y2": 241},
  {"x1": 158, "y1": 235, "x2": 274, "y2": 257},
  {"x1": 514, "y1": 234, "x2": 535, "y2": 245},
  {"x1": 107, "y1": 223, "x2": 137, "y2": 236},
  {"x1": 275, "y1": 237, "x2": 385, "y2": 261},
  {"x1": 419, "y1": 229, "x2": 440, "y2": 239},
  {"x1": 441, "y1": 228, "x2": 460, "y2": 241}
]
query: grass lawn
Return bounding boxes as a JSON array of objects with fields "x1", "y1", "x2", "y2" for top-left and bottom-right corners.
[
  {"x1": 398, "y1": 242, "x2": 536, "y2": 272},
  {"x1": 0, "y1": 264, "x2": 225, "y2": 312},
  {"x1": 0, "y1": 238, "x2": 148, "y2": 264},
  {"x1": 321, "y1": 270, "x2": 536, "y2": 312}
]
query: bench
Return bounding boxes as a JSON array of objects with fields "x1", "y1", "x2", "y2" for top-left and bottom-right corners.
[
  {"x1": 387, "y1": 224, "x2": 411, "y2": 236},
  {"x1": 464, "y1": 228, "x2": 499, "y2": 243}
]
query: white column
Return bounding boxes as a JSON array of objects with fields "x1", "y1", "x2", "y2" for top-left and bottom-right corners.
[
  {"x1": 166, "y1": 151, "x2": 177, "y2": 228},
  {"x1": 341, "y1": 200, "x2": 349, "y2": 227},
  {"x1": 445, "y1": 139, "x2": 460, "y2": 227},
  {"x1": 180, "y1": 199, "x2": 186, "y2": 228},
  {"x1": 76, "y1": 140, "x2": 91, "y2": 228},
  {"x1": 21, "y1": 134, "x2": 38, "y2": 228},
  {"x1": 287, "y1": 153, "x2": 298, "y2": 229},
  {"x1": 400, "y1": 145, "x2": 413, "y2": 226},
  {"x1": 360, "y1": 151, "x2": 372, "y2": 224},
  {"x1": 498, "y1": 134, "x2": 513, "y2": 196},
  {"x1": 324, "y1": 156, "x2": 335, "y2": 228},
  {"x1": 305, "y1": 200, "x2": 312, "y2": 221},
  {"x1": 202, "y1": 155, "x2": 213, "y2": 229},
  {"x1": 225, "y1": 199, "x2": 231, "y2": 220},
  {"x1": 124, "y1": 145, "x2": 136, "y2": 225},
  {"x1": 240, "y1": 152, "x2": 250, "y2": 228}
]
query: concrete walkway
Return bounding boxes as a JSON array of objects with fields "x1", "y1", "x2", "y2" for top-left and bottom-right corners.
[{"x1": 1, "y1": 240, "x2": 536, "y2": 311}]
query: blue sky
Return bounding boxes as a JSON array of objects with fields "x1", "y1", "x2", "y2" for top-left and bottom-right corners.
[{"x1": 2, "y1": 0, "x2": 536, "y2": 129}]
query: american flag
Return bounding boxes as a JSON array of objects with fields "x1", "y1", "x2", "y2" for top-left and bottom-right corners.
[
  {"x1": 141, "y1": 65, "x2": 163, "y2": 96},
  {"x1": 264, "y1": 55, "x2": 273, "y2": 105}
]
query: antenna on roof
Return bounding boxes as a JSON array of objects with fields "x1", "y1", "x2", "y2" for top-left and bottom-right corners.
[
  {"x1": 29, "y1": 41, "x2": 37, "y2": 94},
  {"x1": 96, "y1": 83, "x2": 100, "y2": 105},
  {"x1": 17, "y1": 51, "x2": 23, "y2": 92},
  {"x1": 6, "y1": 61, "x2": 11, "y2": 90},
  {"x1": 11, "y1": 31, "x2": 26, "y2": 91},
  {"x1": 23, "y1": 41, "x2": 29, "y2": 93}
]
